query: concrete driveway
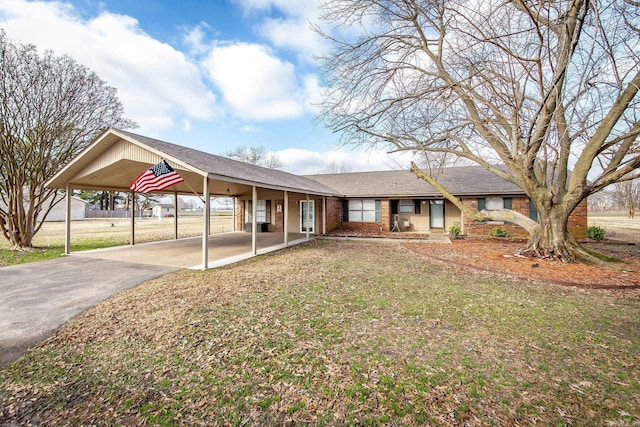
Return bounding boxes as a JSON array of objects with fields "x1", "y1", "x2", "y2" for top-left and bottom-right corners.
[{"x1": 0, "y1": 257, "x2": 177, "y2": 367}]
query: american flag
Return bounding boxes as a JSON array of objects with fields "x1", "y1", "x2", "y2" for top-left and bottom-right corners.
[{"x1": 129, "y1": 160, "x2": 184, "y2": 194}]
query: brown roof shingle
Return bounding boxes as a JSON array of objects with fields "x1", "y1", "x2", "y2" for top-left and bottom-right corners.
[
  {"x1": 306, "y1": 166, "x2": 524, "y2": 198},
  {"x1": 118, "y1": 130, "x2": 341, "y2": 196}
]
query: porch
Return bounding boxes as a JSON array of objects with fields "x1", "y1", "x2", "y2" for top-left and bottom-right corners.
[{"x1": 74, "y1": 232, "x2": 310, "y2": 269}]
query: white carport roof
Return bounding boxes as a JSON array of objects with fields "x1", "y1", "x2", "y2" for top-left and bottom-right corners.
[{"x1": 46, "y1": 128, "x2": 341, "y2": 198}]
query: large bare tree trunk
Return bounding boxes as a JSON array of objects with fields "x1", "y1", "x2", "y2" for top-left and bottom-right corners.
[{"x1": 521, "y1": 205, "x2": 594, "y2": 263}]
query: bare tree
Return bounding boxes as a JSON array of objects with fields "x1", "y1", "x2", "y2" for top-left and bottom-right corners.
[
  {"x1": 0, "y1": 32, "x2": 136, "y2": 249},
  {"x1": 320, "y1": 160, "x2": 353, "y2": 174},
  {"x1": 611, "y1": 180, "x2": 640, "y2": 218},
  {"x1": 317, "y1": 0, "x2": 640, "y2": 262},
  {"x1": 133, "y1": 193, "x2": 161, "y2": 216},
  {"x1": 225, "y1": 145, "x2": 283, "y2": 169}
]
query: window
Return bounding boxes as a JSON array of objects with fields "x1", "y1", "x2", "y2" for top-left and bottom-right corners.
[
  {"x1": 478, "y1": 197, "x2": 512, "y2": 211},
  {"x1": 345, "y1": 199, "x2": 381, "y2": 222},
  {"x1": 529, "y1": 198, "x2": 539, "y2": 222},
  {"x1": 399, "y1": 200, "x2": 415, "y2": 213},
  {"x1": 256, "y1": 200, "x2": 267, "y2": 223},
  {"x1": 477, "y1": 197, "x2": 512, "y2": 224},
  {"x1": 247, "y1": 200, "x2": 271, "y2": 223}
]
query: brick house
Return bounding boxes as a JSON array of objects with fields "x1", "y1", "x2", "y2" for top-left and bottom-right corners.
[{"x1": 234, "y1": 167, "x2": 587, "y2": 239}]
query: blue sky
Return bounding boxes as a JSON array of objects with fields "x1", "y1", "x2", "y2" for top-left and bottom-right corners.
[{"x1": 0, "y1": 0, "x2": 412, "y2": 174}]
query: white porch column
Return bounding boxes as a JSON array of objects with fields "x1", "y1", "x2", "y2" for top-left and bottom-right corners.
[
  {"x1": 130, "y1": 191, "x2": 135, "y2": 246},
  {"x1": 252, "y1": 186, "x2": 257, "y2": 254},
  {"x1": 64, "y1": 184, "x2": 71, "y2": 255},
  {"x1": 174, "y1": 192, "x2": 179, "y2": 239},
  {"x1": 322, "y1": 196, "x2": 327, "y2": 235},
  {"x1": 232, "y1": 196, "x2": 237, "y2": 232},
  {"x1": 305, "y1": 193, "x2": 310, "y2": 239},
  {"x1": 202, "y1": 177, "x2": 210, "y2": 270},
  {"x1": 284, "y1": 191, "x2": 289, "y2": 246}
]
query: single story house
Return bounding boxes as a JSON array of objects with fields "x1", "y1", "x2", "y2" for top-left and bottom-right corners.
[
  {"x1": 43, "y1": 194, "x2": 87, "y2": 222},
  {"x1": 234, "y1": 168, "x2": 587, "y2": 240},
  {"x1": 0, "y1": 191, "x2": 87, "y2": 222},
  {"x1": 46, "y1": 129, "x2": 587, "y2": 269}
]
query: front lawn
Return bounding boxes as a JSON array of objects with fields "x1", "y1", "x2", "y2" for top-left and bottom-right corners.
[{"x1": 1, "y1": 240, "x2": 638, "y2": 425}]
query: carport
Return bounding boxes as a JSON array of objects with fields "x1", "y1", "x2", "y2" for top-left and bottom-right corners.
[{"x1": 46, "y1": 129, "x2": 341, "y2": 269}]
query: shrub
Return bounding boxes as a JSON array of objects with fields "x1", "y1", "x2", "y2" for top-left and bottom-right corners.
[
  {"x1": 489, "y1": 227, "x2": 510, "y2": 238},
  {"x1": 448, "y1": 224, "x2": 462, "y2": 238},
  {"x1": 587, "y1": 226, "x2": 606, "y2": 241}
]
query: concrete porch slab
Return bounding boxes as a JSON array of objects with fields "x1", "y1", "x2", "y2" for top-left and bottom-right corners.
[{"x1": 73, "y1": 232, "x2": 310, "y2": 269}]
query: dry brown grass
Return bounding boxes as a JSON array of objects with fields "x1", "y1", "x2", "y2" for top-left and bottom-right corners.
[{"x1": 1, "y1": 240, "x2": 638, "y2": 425}]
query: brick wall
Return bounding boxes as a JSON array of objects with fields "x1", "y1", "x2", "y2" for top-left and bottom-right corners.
[
  {"x1": 568, "y1": 199, "x2": 588, "y2": 239},
  {"x1": 326, "y1": 198, "x2": 343, "y2": 232},
  {"x1": 463, "y1": 196, "x2": 588, "y2": 239},
  {"x1": 380, "y1": 199, "x2": 391, "y2": 232},
  {"x1": 326, "y1": 198, "x2": 392, "y2": 233},
  {"x1": 236, "y1": 199, "x2": 245, "y2": 231},
  {"x1": 461, "y1": 197, "x2": 530, "y2": 238},
  {"x1": 273, "y1": 199, "x2": 284, "y2": 232}
]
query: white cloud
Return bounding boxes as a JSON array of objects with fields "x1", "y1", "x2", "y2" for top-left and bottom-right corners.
[
  {"x1": 233, "y1": 0, "x2": 327, "y2": 61},
  {"x1": 0, "y1": 0, "x2": 217, "y2": 131},
  {"x1": 277, "y1": 147, "x2": 416, "y2": 175},
  {"x1": 204, "y1": 42, "x2": 307, "y2": 120},
  {"x1": 233, "y1": 0, "x2": 317, "y2": 17},
  {"x1": 181, "y1": 22, "x2": 213, "y2": 56}
]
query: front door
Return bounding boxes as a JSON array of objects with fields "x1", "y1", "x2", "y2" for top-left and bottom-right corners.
[
  {"x1": 301, "y1": 200, "x2": 315, "y2": 233},
  {"x1": 430, "y1": 200, "x2": 444, "y2": 229}
]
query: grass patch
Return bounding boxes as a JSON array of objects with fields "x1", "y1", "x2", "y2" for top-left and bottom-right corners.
[
  {"x1": 1, "y1": 240, "x2": 638, "y2": 425},
  {"x1": 583, "y1": 245, "x2": 626, "y2": 263},
  {"x1": 0, "y1": 247, "x2": 64, "y2": 266}
]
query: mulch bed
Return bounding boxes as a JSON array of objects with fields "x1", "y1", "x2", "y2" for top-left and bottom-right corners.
[{"x1": 403, "y1": 238, "x2": 640, "y2": 290}]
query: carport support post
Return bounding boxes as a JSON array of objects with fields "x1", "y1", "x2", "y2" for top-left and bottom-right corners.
[
  {"x1": 232, "y1": 197, "x2": 237, "y2": 232},
  {"x1": 174, "y1": 192, "x2": 179, "y2": 240},
  {"x1": 252, "y1": 185, "x2": 257, "y2": 254},
  {"x1": 284, "y1": 191, "x2": 289, "y2": 246},
  {"x1": 64, "y1": 184, "x2": 71, "y2": 255},
  {"x1": 130, "y1": 191, "x2": 135, "y2": 245},
  {"x1": 306, "y1": 193, "x2": 310, "y2": 240},
  {"x1": 202, "y1": 177, "x2": 210, "y2": 270}
]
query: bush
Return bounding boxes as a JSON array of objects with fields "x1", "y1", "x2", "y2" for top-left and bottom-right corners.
[
  {"x1": 448, "y1": 224, "x2": 462, "y2": 238},
  {"x1": 587, "y1": 226, "x2": 606, "y2": 241},
  {"x1": 489, "y1": 227, "x2": 510, "y2": 238}
]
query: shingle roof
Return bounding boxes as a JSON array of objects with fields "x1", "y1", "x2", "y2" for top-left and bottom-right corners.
[
  {"x1": 117, "y1": 130, "x2": 341, "y2": 196},
  {"x1": 305, "y1": 166, "x2": 524, "y2": 198}
]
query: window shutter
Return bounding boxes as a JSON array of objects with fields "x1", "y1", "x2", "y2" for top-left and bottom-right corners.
[
  {"x1": 266, "y1": 200, "x2": 272, "y2": 223},
  {"x1": 529, "y1": 198, "x2": 539, "y2": 222},
  {"x1": 414, "y1": 200, "x2": 421, "y2": 214},
  {"x1": 391, "y1": 200, "x2": 398, "y2": 214},
  {"x1": 503, "y1": 198, "x2": 512, "y2": 209},
  {"x1": 342, "y1": 200, "x2": 349, "y2": 222},
  {"x1": 477, "y1": 198, "x2": 485, "y2": 212},
  {"x1": 375, "y1": 200, "x2": 381, "y2": 222}
]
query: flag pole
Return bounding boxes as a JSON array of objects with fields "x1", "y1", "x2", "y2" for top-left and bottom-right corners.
[{"x1": 184, "y1": 180, "x2": 205, "y2": 203}]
